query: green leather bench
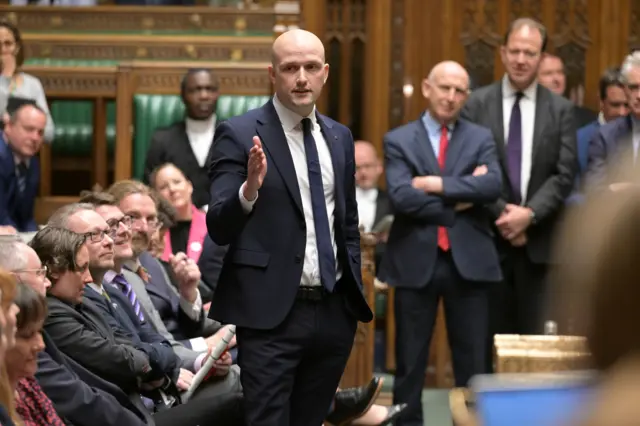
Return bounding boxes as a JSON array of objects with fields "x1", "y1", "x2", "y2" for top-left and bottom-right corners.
[
  {"x1": 25, "y1": 59, "x2": 119, "y2": 157},
  {"x1": 132, "y1": 94, "x2": 271, "y2": 179}
]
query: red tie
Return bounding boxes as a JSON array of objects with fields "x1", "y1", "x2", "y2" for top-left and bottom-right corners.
[{"x1": 437, "y1": 126, "x2": 450, "y2": 251}]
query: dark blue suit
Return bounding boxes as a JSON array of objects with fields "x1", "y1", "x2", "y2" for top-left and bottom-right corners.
[
  {"x1": 586, "y1": 115, "x2": 634, "y2": 188},
  {"x1": 37, "y1": 330, "x2": 149, "y2": 426},
  {"x1": 84, "y1": 285, "x2": 180, "y2": 383},
  {"x1": 0, "y1": 134, "x2": 39, "y2": 231},
  {"x1": 207, "y1": 100, "x2": 373, "y2": 426},
  {"x1": 380, "y1": 116, "x2": 502, "y2": 426}
]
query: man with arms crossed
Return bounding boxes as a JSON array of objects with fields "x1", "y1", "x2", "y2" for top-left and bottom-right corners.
[{"x1": 207, "y1": 29, "x2": 373, "y2": 426}]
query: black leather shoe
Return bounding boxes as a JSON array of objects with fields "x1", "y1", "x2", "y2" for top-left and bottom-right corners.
[
  {"x1": 376, "y1": 403, "x2": 407, "y2": 425},
  {"x1": 326, "y1": 377, "x2": 383, "y2": 426}
]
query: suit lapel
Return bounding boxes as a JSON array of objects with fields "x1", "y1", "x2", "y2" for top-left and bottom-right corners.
[
  {"x1": 444, "y1": 121, "x2": 466, "y2": 173},
  {"x1": 255, "y1": 102, "x2": 304, "y2": 217},
  {"x1": 531, "y1": 85, "x2": 550, "y2": 163},
  {"x1": 414, "y1": 120, "x2": 441, "y2": 174},
  {"x1": 489, "y1": 83, "x2": 506, "y2": 155},
  {"x1": 374, "y1": 191, "x2": 389, "y2": 225}
]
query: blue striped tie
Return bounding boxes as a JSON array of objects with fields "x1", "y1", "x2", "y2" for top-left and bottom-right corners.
[
  {"x1": 113, "y1": 273, "x2": 144, "y2": 322},
  {"x1": 16, "y1": 162, "x2": 27, "y2": 195}
]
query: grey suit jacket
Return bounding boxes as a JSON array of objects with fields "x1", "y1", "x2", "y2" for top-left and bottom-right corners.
[{"x1": 122, "y1": 269, "x2": 202, "y2": 370}]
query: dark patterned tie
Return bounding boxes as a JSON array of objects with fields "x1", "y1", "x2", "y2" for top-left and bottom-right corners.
[
  {"x1": 113, "y1": 273, "x2": 144, "y2": 322},
  {"x1": 16, "y1": 162, "x2": 28, "y2": 195},
  {"x1": 301, "y1": 117, "x2": 336, "y2": 292},
  {"x1": 506, "y1": 92, "x2": 524, "y2": 204}
]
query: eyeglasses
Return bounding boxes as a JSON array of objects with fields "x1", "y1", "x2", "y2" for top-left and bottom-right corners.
[
  {"x1": 13, "y1": 266, "x2": 48, "y2": 280},
  {"x1": 106, "y1": 215, "x2": 132, "y2": 236},
  {"x1": 84, "y1": 229, "x2": 112, "y2": 243},
  {"x1": 129, "y1": 216, "x2": 160, "y2": 230}
]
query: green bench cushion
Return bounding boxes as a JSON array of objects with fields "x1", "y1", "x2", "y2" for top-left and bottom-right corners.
[
  {"x1": 51, "y1": 100, "x2": 116, "y2": 157},
  {"x1": 132, "y1": 94, "x2": 270, "y2": 179},
  {"x1": 376, "y1": 292, "x2": 387, "y2": 319}
]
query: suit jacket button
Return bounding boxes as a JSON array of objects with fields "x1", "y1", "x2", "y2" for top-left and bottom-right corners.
[{"x1": 295, "y1": 255, "x2": 302, "y2": 263}]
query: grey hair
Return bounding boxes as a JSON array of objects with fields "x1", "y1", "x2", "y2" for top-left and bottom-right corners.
[
  {"x1": 0, "y1": 239, "x2": 28, "y2": 271},
  {"x1": 621, "y1": 51, "x2": 640, "y2": 84},
  {"x1": 47, "y1": 203, "x2": 95, "y2": 228}
]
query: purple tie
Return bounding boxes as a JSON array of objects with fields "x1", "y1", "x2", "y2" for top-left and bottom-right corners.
[
  {"x1": 113, "y1": 273, "x2": 144, "y2": 323},
  {"x1": 507, "y1": 92, "x2": 523, "y2": 204}
]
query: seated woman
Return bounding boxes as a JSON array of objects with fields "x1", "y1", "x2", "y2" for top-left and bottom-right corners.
[
  {"x1": 150, "y1": 163, "x2": 207, "y2": 263},
  {"x1": 0, "y1": 21, "x2": 54, "y2": 143},
  {"x1": 6, "y1": 283, "x2": 66, "y2": 426},
  {"x1": 0, "y1": 268, "x2": 32, "y2": 425}
]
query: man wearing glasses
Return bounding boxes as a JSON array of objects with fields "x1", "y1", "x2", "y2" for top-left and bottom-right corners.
[{"x1": 586, "y1": 51, "x2": 640, "y2": 190}]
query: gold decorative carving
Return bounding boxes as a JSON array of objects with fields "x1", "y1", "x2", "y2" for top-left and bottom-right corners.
[
  {"x1": 235, "y1": 17, "x2": 247, "y2": 33},
  {"x1": 50, "y1": 15, "x2": 63, "y2": 27},
  {"x1": 141, "y1": 17, "x2": 155, "y2": 30},
  {"x1": 184, "y1": 45, "x2": 198, "y2": 59},
  {"x1": 22, "y1": 68, "x2": 118, "y2": 97},
  {"x1": 230, "y1": 49, "x2": 243, "y2": 61},
  {"x1": 136, "y1": 48, "x2": 148, "y2": 58},
  {"x1": 4, "y1": 6, "x2": 295, "y2": 34}
]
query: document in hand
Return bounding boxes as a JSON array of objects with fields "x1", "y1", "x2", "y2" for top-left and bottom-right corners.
[{"x1": 372, "y1": 215, "x2": 394, "y2": 234}]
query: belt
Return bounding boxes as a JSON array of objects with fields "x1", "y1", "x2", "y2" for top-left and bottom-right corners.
[{"x1": 296, "y1": 286, "x2": 327, "y2": 302}]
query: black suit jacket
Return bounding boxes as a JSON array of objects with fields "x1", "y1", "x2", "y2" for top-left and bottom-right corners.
[
  {"x1": 84, "y1": 285, "x2": 179, "y2": 383},
  {"x1": 574, "y1": 105, "x2": 598, "y2": 129},
  {"x1": 371, "y1": 190, "x2": 390, "y2": 274},
  {"x1": 207, "y1": 100, "x2": 373, "y2": 329},
  {"x1": 380, "y1": 117, "x2": 503, "y2": 288},
  {"x1": 143, "y1": 121, "x2": 213, "y2": 209},
  {"x1": 44, "y1": 295, "x2": 152, "y2": 393},
  {"x1": 461, "y1": 82, "x2": 578, "y2": 264},
  {"x1": 197, "y1": 235, "x2": 229, "y2": 295},
  {"x1": 37, "y1": 330, "x2": 151, "y2": 426}
]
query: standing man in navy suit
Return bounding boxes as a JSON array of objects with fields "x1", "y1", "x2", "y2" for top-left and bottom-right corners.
[
  {"x1": 0, "y1": 98, "x2": 46, "y2": 232},
  {"x1": 207, "y1": 29, "x2": 373, "y2": 426},
  {"x1": 379, "y1": 61, "x2": 502, "y2": 426}
]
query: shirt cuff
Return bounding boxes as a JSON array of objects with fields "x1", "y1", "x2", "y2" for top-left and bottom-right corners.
[
  {"x1": 189, "y1": 337, "x2": 208, "y2": 353},
  {"x1": 238, "y1": 181, "x2": 258, "y2": 213},
  {"x1": 179, "y1": 289, "x2": 202, "y2": 321},
  {"x1": 194, "y1": 352, "x2": 209, "y2": 372}
]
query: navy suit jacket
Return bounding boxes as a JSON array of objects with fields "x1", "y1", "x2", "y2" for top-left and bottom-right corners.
[
  {"x1": 586, "y1": 115, "x2": 634, "y2": 188},
  {"x1": 84, "y1": 285, "x2": 179, "y2": 382},
  {"x1": 36, "y1": 330, "x2": 150, "y2": 426},
  {"x1": 135, "y1": 251, "x2": 205, "y2": 346},
  {"x1": 207, "y1": 100, "x2": 373, "y2": 329},
  {"x1": 0, "y1": 134, "x2": 38, "y2": 231},
  {"x1": 379, "y1": 117, "x2": 503, "y2": 288}
]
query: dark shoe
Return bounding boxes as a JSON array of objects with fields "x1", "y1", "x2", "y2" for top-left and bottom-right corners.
[
  {"x1": 376, "y1": 403, "x2": 407, "y2": 425},
  {"x1": 326, "y1": 377, "x2": 384, "y2": 426}
]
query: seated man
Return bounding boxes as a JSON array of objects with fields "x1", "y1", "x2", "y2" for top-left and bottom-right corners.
[
  {"x1": 106, "y1": 180, "x2": 223, "y2": 352},
  {"x1": 0, "y1": 97, "x2": 46, "y2": 232},
  {"x1": 30, "y1": 224, "x2": 244, "y2": 425}
]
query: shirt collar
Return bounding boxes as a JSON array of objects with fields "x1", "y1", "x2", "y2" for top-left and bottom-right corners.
[
  {"x1": 272, "y1": 95, "x2": 318, "y2": 132},
  {"x1": 356, "y1": 187, "x2": 378, "y2": 202},
  {"x1": 185, "y1": 114, "x2": 216, "y2": 134},
  {"x1": 598, "y1": 111, "x2": 606, "y2": 125},
  {"x1": 103, "y1": 270, "x2": 117, "y2": 285},
  {"x1": 502, "y1": 75, "x2": 538, "y2": 102},
  {"x1": 421, "y1": 111, "x2": 455, "y2": 136},
  {"x1": 123, "y1": 259, "x2": 141, "y2": 273}
]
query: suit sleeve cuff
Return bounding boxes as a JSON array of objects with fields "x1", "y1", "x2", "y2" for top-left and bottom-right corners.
[
  {"x1": 189, "y1": 337, "x2": 208, "y2": 353},
  {"x1": 179, "y1": 289, "x2": 202, "y2": 321},
  {"x1": 194, "y1": 352, "x2": 208, "y2": 372},
  {"x1": 239, "y1": 182, "x2": 258, "y2": 213}
]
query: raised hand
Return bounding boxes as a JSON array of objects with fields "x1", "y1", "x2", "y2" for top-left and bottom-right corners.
[{"x1": 244, "y1": 136, "x2": 267, "y2": 201}]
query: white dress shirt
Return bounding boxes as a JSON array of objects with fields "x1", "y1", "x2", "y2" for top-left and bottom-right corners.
[
  {"x1": 239, "y1": 96, "x2": 340, "y2": 287},
  {"x1": 632, "y1": 116, "x2": 640, "y2": 162},
  {"x1": 502, "y1": 76, "x2": 537, "y2": 203},
  {"x1": 186, "y1": 115, "x2": 217, "y2": 168},
  {"x1": 356, "y1": 187, "x2": 378, "y2": 232}
]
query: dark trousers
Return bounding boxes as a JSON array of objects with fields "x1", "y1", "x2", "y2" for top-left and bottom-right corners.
[
  {"x1": 153, "y1": 392, "x2": 245, "y2": 426},
  {"x1": 393, "y1": 251, "x2": 489, "y2": 426},
  {"x1": 486, "y1": 247, "x2": 549, "y2": 372},
  {"x1": 236, "y1": 288, "x2": 357, "y2": 426}
]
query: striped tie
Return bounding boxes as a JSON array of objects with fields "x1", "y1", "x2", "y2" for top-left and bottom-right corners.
[
  {"x1": 16, "y1": 162, "x2": 27, "y2": 194},
  {"x1": 113, "y1": 273, "x2": 144, "y2": 322}
]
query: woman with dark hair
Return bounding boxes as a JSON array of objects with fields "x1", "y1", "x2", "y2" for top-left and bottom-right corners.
[
  {"x1": 6, "y1": 284, "x2": 66, "y2": 426},
  {"x1": 0, "y1": 20, "x2": 54, "y2": 142},
  {"x1": 0, "y1": 269, "x2": 19, "y2": 426}
]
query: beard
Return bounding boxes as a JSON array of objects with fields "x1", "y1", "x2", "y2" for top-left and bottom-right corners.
[{"x1": 131, "y1": 232, "x2": 150, "y2": 256}]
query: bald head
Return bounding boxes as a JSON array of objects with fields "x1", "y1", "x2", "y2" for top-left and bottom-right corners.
[
  {"x1": 422, "y1": 61, "x2": 470, "y2": 124},
  {"x1": 271, "y1": 29, "x2": 325, "y2": 66},
  {"x1": 354, "y1": 140, "x2": 382, "y2": 190},
  {"x1": 269, "y1": 29, "x2": 329, "y2": 117}
]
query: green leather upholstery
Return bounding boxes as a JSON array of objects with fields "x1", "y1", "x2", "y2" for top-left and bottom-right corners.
[
  {"x1": 132, "y1": 94, "x2": 270, "y2": 179},
  {"x1": 376, "y1": 293, "x2": 386, "y2": 319},
  {"x1": 51, "y1": 100, "x2": 116, "y2": 156}
]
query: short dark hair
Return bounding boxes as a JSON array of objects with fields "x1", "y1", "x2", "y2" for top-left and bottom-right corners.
[
  {"x1": 29, "y1": 227, "x2": 86, "y2": 287},
  {"x1": 503, "y1": 18, "x2": 548, "y2": 52},
  {"x1": 599, "y1": 67, "x2": 624, "y2": 100},
  {"x1": 0, "y1": 20, "x2": 24, "y2": 69},
  {"x1": 78, "y1": 190, "x2": 116, "y2": 207},
  {"x1": 14, "y1": 283, "x2": 47, "y2": 331},
  {"x1": 180, "y1": 68, "x2": 219, "y2": 99},
  {"x1": 148, "y1": 162, "x2": 190, "y2": 189}
]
